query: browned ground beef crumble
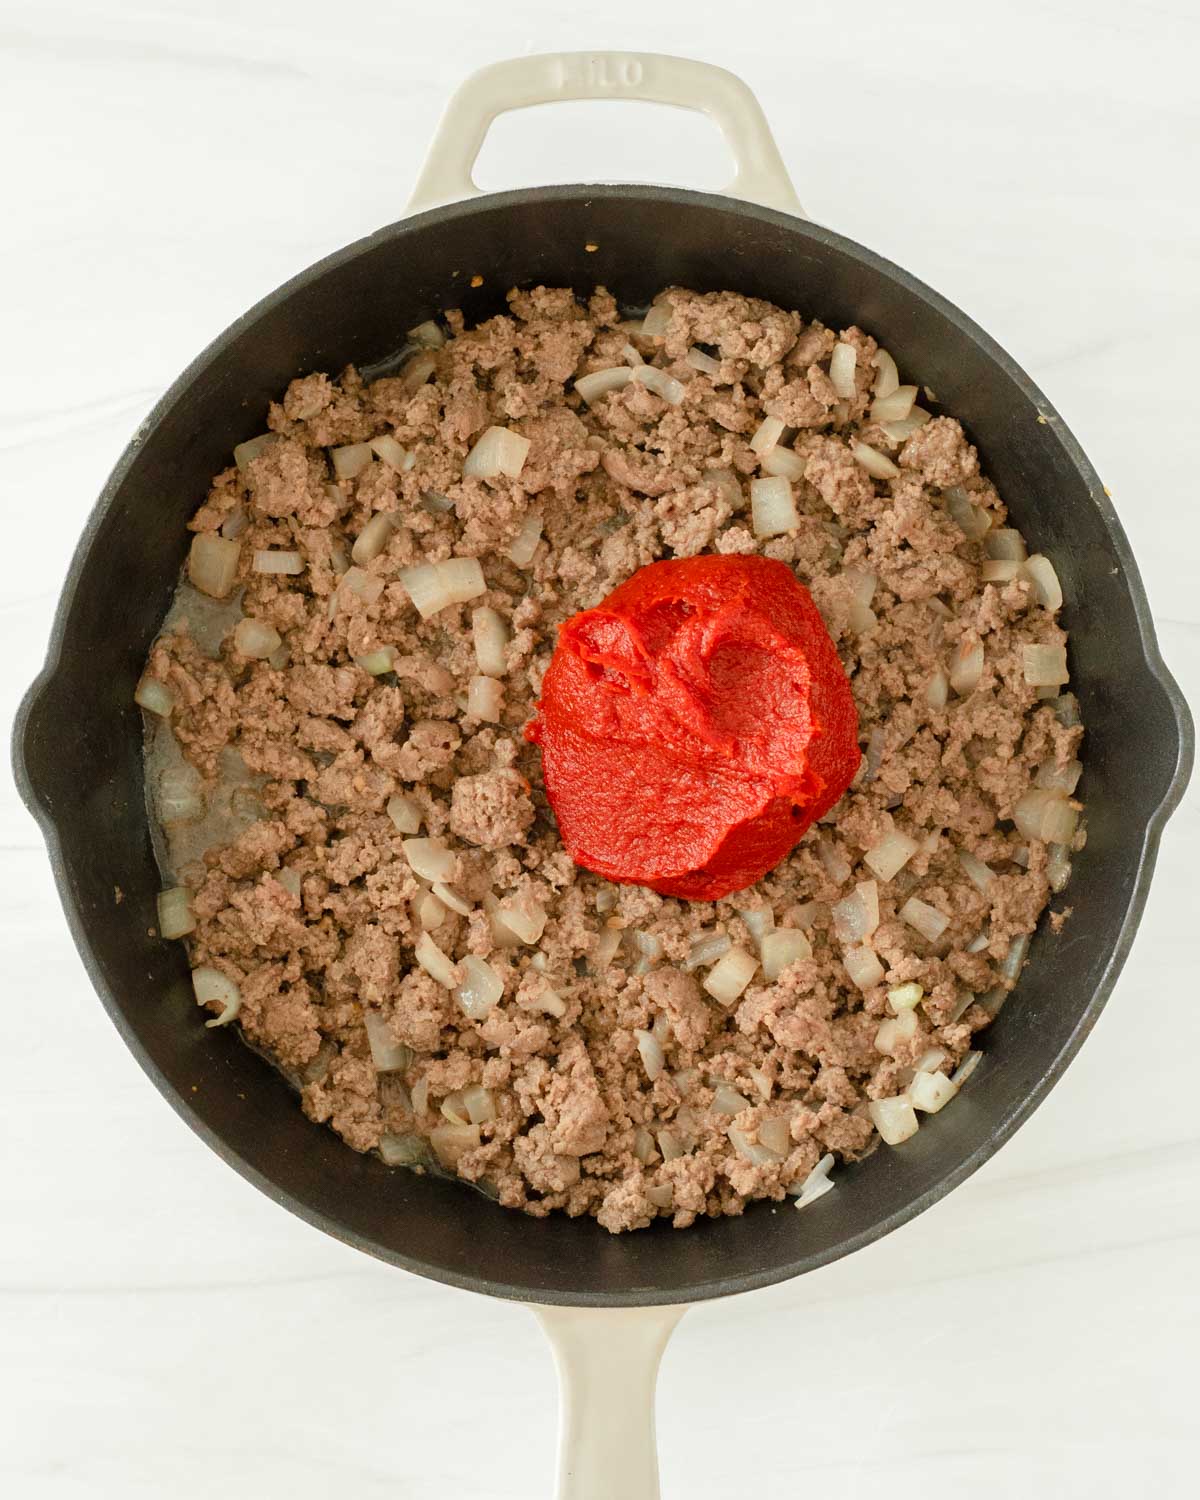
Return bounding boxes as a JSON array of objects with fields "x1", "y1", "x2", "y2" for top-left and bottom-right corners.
[{"x1": 143, "y1": 285, "x2": 1084, "y2": 1233}]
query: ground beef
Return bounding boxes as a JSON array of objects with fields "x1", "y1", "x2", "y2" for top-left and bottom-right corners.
[{"x1": 141, "y1": 286, "x2": 1084, "y2": 1233}]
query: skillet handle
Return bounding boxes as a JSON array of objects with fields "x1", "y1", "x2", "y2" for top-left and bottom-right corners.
[
  {"x1": 535, "y1": 1303, "x2": 687, "y2": 1500},
  {"x1": 409, "y1": 52, "x2": 803, "y2": 217}
]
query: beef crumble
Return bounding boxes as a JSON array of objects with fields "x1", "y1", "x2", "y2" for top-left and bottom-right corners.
[{"x1": 140, "y1": 285, "x2": 1084, "y2": 1233}]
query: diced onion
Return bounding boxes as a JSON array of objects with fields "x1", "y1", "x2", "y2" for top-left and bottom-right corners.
[
  {"x1": 352, "y1": 513, "x2": 395, "y2": 564},
  {"x1": 870, "y1": 385, "x2": 918, "y2": 423},
  {"x1": 958, "y1": 849, "x2": 995, "y2": 892},
  {"x1": 749, "y1": 416, "x2": 785, "y2": 455},
  {"x1": 192, "y1": 967, "x2": 241, "y2": 1028},
  {"x1": 711, "y1": 1082, "x2": 751, "y2": 1115},
  {"x1": 910, "y1": 1069, "x2": 958, "y2": 1113},
  {"x1": 646, "y1": 1183, "x2": 674, "y2": 1210},
  {"x1": 1036, "y1": 758, "x2": 1083, "y2": 794},
  {"x1": 641, "y1": 301, "x2": 673, "y2": 337},
  {"x1": 415, "y1": 931, "x2": 458, "y2": 988},
  {"x1": 340, "y1": 566, "x2": 385, "y2": 606},
  {"x1": 621, "y1": 342, "x2": 643, "y2": 366},
  {"x1": 400, "y1": 557, "x2": 486, "y2": 619},
  {"x1": 188, "y1": 534, "x2": 241, "y2": 599},
  {"x1": 758, "y1": 1117, "x2": 791, "y2": 1155},
  {"x1": 829, "y1": 342, "x2": 857, "y2": 398},
  {"x1": 432, "y1": 881, "x2": 472, "y2": 917},
  {"x1": 843, "y1": 945, "x2": 885, "y2": 991},
  {"x1": 791, "y1": 1152, "x2": 836, "y2": 1210},
  {"x1": 876, "y1": 1006, "x2": 919, "y2": 1056},
  {"x1": 575, "y1": 367, "x2": 633, "y2": 406},
  {"x1": 832, "y1": 882, "x2": 878, "y2": 945},
  {"x1": 407, "y1": 319, "x2": 445, "y2": 349},
  {"x1": 631, "y1": 364, "x2": 685, "y2": 405},
  {"x1": 1013, "y1": 788, "x2": 1079, "y2": 844},
  {"x1": 872, "y1": 350, "x2": 900, "y2": 399},
  {"x1": 471, "y1": 607, "x2": 510, "y2": 678},
  {"x1": 944, "y1": 486, "x2": 991, "y2": 541},
  {"x1": 400, "y1": 352, "x2": 437, "y2": 394},
  {"x1": 386, "y1": 794, "x2": 422, "y2": 835},
  {"x1": 850, "y1": 441, "x2": 900, "y2": 480},
  {"x1": 157, "y1": 887, "x2": 195, "y2": 939},
  {"x1": 1021, "y1": 554, "x2": 1063, "y2": 610},
  {"x1": 737, "y1": 906, "x2": 775, "y2": 950},
  {"x1": 372, "y1": 437, "x2": 415, "y2": 472},
  {"x1": 683, "y1": 932, "x2": 732, "y2": 971},
  {"x1": 869, "y1": 1095, "x2": 919, "y2": 1146},
  {"x1": 1023, "y1": 643, "x2": 1069, "y2": 687},
  {"x1": 686, "y1": 346, "x2": 721, "y2": 375},
  {"x1": 817, "y1": 837, "x2": 852, "y2": 884},
  {"x1": 331, "y1": 442, "x2": 373, "y2": 479},
  {"x1": 728, "y1": 1125, "x2": 783, "y2": 1167},
  {"x1": 135, "y1": 675, "x2": 175, "y2": 717},
  {"x1": 981, "y1": 559, "x2": 1021, "y2": 584},
  {"x1": 233, "y1": 433, "x2": 276, "y2": 472},
  {"x1": 760, "y1": 445, "x2": 806, "y2": 480},
  {"x1": 634, "y1": 1028, "x2": 666, "y2": 1081},
  {"x1": 379, "y1": 1133, "x2": 428, "y2": 1167},
  {"x1": 462, "y1": 1083, "x2": 495, "y2": 1124},
  {"x1": 466, "y1": 675, "x2": 504, "y2": 722},
  {"x1": 464, "y1": 425, "x2": 531, "y2": 480},
  {"x1": 364, "y1": 1011, "x2": 412, "y2": 1072},
  {"x1": 761, "y1": 928, "x2": 812, "y2": 980},
  {"x1": 429, "y1": 1122, "x2": 480, "y2": 1169},
  {"x1": 402, "y1": 838, "x2": 456, "y2": 883},
  {"x1": 926, "y1": 668, "x2": 949, "y2": 710},
  {"x1": 253, "y1": 549, "x2": 304, "y2": 575},
  {"x1": 949, "y1": 635, "x2": 984, "y2": 696},
  {"x1": 494, "y1": 892, "x2": 546, "y2": 945},
  {"x1": 507, "y1": 512, "x2": 543, "y2": 567},
  {"x1": 951, "y1": 1051, "x2": 982, "y2": 1087},
  {"x1": 158, "y1": 766, "x2": 204, "y2": 824},
  {"x1": 354, "y1": 646, "x2": 395, "y2": 676},
  {"x1": 455, "y1": 955, "x2": 503, "y2": 1020},
  {"x1": 414, "y1": 889, "x2": 446, "y2": 929},
  {"x1": 750, "y1": 475, "x2": 798, "y2": 537},
  {"x1": 887, "y1": 982, "x2": 924, "y2": 1012},
  {"x1": 634, "y1": 931, "x2": 665, "y2": 963},
  {"x1": 1047, "y1": 842, "x2": 1072, "y2": 893},
  {"x1": 420, "y1": 490, "x2": 454, "y2": 514},
  {"x1": 633, "y1": 1127, "x2": 658, "y2": 1164},
  {"x1": 900, "y1": 897, "x2": 950, "y2": 942},
  {"x1": 221, "y1": 506, "x2": 248, "y2": 539},
  {"x1": 233, "y1": 617, "x2": 282, "y2": 659},
  {"x1": 985, "y1": 528, "x2": 1028, "y2": 561},
  {"x1": 864, "y1": 829, "x2": 918, "y2": 882},
  {"x1": 881, "y1": 408, "x2": 931, "y2": 442},
  {"x1": 591, "y1": 925, "x2": 622, "y2": 968},
  {"x1": 703, "y1": 946, "x2": 758, "y2": 1006},
  {"x1": 701, "y1": 468, "x2": 744, "y2": 510},
  {"x1": 658, "y1": 1128, "x2": 686, "y2": 1162}
]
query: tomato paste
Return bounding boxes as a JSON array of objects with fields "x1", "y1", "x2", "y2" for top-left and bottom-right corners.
[{"x1": 526, "y1": 555, "x2": 860, "y2": 900}]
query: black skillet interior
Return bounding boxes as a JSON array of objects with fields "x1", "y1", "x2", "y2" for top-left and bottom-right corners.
[{"x1": 14, "y1": 187, "x2": 1193, "y2": 1306}]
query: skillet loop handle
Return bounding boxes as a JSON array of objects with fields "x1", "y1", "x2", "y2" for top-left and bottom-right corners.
[
  {"x1": 535, "y1": 1304, "x2": 687, "y2": 1500},
  {"x1": 409, "y1": 52, "x2": 803, "y2": 217}
]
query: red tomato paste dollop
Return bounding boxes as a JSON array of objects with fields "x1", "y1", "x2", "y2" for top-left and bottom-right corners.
[{"x1": 525, "y1": 555, "x2": 860, "y2": 900}]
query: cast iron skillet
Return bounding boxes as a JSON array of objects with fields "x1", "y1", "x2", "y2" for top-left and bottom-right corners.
[{"x1": 12, "y1": 54, "x2": 1193, "y2": 1320}]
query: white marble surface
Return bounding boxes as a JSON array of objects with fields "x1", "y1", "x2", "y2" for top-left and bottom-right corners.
[{"x1": 2, "y1": 1, "x2": 1198, "y2": 1494}]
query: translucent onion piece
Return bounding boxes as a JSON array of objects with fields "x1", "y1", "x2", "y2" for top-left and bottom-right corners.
[
  {"x1": 414, "y1": 890, "x2": 446, "y2": 930},
  {"x1": 1023, "y1": 643, "x2": 1069, "y2": 686},
  {"x1": 985, "y1": 528, "x2": 1028, "y2": 561},
  {"x1": 1021, "y1": 554, "x2": 1063, "y2": 609},
  {"x1": 702, "y1": 946, "x2": 758, "y2": 1005},
  {"x1": 411, "y1": 1076, "x2": 430, "y2": 1116},
  {"x1": 791, "y1": 1154, "x2": 837, "y2": 1210},
  {"x1": 461, "y1": 1083, "x2": 495, "y2": 1125},
  {"x1": 749, "y1": 415, "x2": 785, "y2": 455},
  {"x1": 981, "y1": 559, "x2": 1021, "y2": 584},
  {"x1": 397, "y1": 563, "x2": 448, "y2": 619},
  {"x1": 494, "y1": 892, "x2": 546, "y2": 945},
  {"x1": 966, "y1": 929, "x2": 989, "y2": 954},
  {"x1": 711, "y1": 1082, "x2": 751, "y2": 1115},
  {"x1": 156, "y1": 887, "x2": 195, "y2": 939},
  {"x1": 135, "y1": 675, "x2": 175, "y2": 717},
  {"x1": 881, "y1": 408, "x2": 931, "y2": 442},
  {"x1": 192, "y1": 967, "x2": 241, "y2": 1028},
  {"x1": 1014, "y1": 788, "x2": 1078, "y2": 844},
  {"x1": 420, "y1": 490, "x2": 454, "y2": 514},
  {"x1": 686, "y1": 346, "x2": 721, "y2": 375},
  {"x1": 958, "y1": 849, "x2": 995, "y2": 892},
  {"x1": 576, "y1": 367, "x2": 633, "y2": 406},
  {"x1": 634, "y1": 1028, "x2": 666, "y2": 1081},
  {"x1": 910, "y1": 1069, "x2": 958, "y2": 1113},
  {"x1": 816, "y1": 837, "x2": 852, "y2": 885},
  {"x1": 1036, "y1": 757, "x2": 1083, "y2": 794},
  {"x1": 253, "y1": 548, "x2": 304, "y2": 575},
  {"x1": 591, "y1": 925, "x2": 622, "y2": 968},
  {"x1": 340, "y1": 566, "x2": 385, "y2": 606},
  {"x1": 1054, "y1": 692, "x2": 1082, "y2": 727},
  {"x1": 507, "y1": 512, "x2": 543, "y2": 567},
  {"x1": 221, "y1": 505, "x2": 248, "y2": 539},
  {"x1": 364, "y1": 1011, "x2": 412, "y2": 1072},
  {"x1": 467, "y1": 675, "x2": 504, "y2": 722},
  {"x1": 944, "y1": 486, "x2": 991, "y2": 541},
  {"x1": 913, "y1": 1047, "x2": 948, "y2": 1076},
  {"x1": 658, "y1": 1129, "x2": 686, "y2": 1162},
  {"x1": 870, "y1": 385, "x2": 918, "y2": 423},
  {"x1": 737, "y1": 906, "x2": 775, "y2": 949},
  {"x1": 728, "y1": 1125, "x2": 782, "y2": 1167},
  {"x1": 700, "y1": 467, "x2": 744, "y2": 510},
  {"x1": 646, "y1": 1183, "x2": 675, "y2": 1210},
  {"x1": 352, "y1": 512, "x2": 395, "y2": 564},
  {"x1": 951, "y1": 1051, "x2": 983, "y2": 1087},
  {"x1": 864, "y1": 829, "x2": 918, "y2": 882},
  {"x1": 386, "y1": 794, "x2": 422, "y2": 835},
  {"x1": 464, "y1": 425, "x2": 531, "y2": 479},
  {"x1": 402, "y1": 837, "x2": 456, "y2": 883},
  {"x1": 926, "y1": 668, "x2": 950, "y2": 710},
  {"x1": 188, "y1": 534, "x2": 241, "y2": 598},
  {"x1": 432, "y1": 881, "x2": 473, "y2": 917},
  {"x1": 832, "y1": 884, "x2": 875, "y2": 945},
  {"x1": 471, "y1": 607, "x2": 509, "y2": 677},
  {"x1": 829, "y1": 342, "x2": 857, "y2": 398},
  {"x1": 754, "y1": 1117, "x2": 787, "y2": 1156},
  {"x1": 749, "y1": 1067, "x2": 772, "y2": 1101},
  {"x1": 414, "y1": 931, "x2": 458, "y2": 988},
  {"x1": 233, "y1": 432, "x2": 276, "y2": 472},
  {"x1": 750, "y1": 475, "x2": 798, "y2": 537},
  {"x1": 872, "y1": 349, "x2": 900, "y2": 399},
  {"x1": 875, "y1": 1006, "x2": 919, "y2": 1056},
  {"x1": 631, "y1": 364, "x2": 685, "y2": 405},
  {"x1": 633, "y1": 1127, "x2": 658, "y2": 1164},
  {"x1": 331, "y1": 442, "x2": 373, "y2": 479},
  {"x1": 844, "y1": 568, "x2": 878, "y2": 607},
  {"x1": 621, "y1": 342, "x2": 644, "y2": 366},
  {"x1": 379, "y1": 1133, "x2": 428, "y2": 1167},
  {"x1": 635, "y1": 931, "x2": 665, "y2": 963},
  {"x1": 641, "y1": 301, "x2": 673, "y2": 337},
  {"x1": 1047, "y1": 842, "x2": 1073, "y2": 893},
  {"x1": 887, "y1": 982, "x2": 924, "y2": 1012},
  {"x1": 354, "y1": 646, "x2": 395, "y2": 676},
  {"x1": 1000, "y1": 932, "x2": 1031, "y2": 985},
  {"x1": 407, "y1": 319, "x2": 445, "y2": 349},
  {"x1": 861, "y1": 726, "x2": 886, "y2": 782},
  {"x1": 868, "y1": 1095, "x2": 920, "y2": 1145},
  {"x1": 900, "y1": 897, "x2": 950, "y2": 942},
  {"x1": 158, "y1": 765, "x2": 204, "y2": 824},
  {"x1": 233, "y1": 617, "x2": 282, "y2": 659},
  {"x1": 276, "y1": 868, "x2": 302, "y2": 899},
  {"x1": 429, "y1": 1122, "x2": 480, "y2": 1169},
  {"x1": 760, "y1": 445, "x2": 806, "y2": 480},
  {"x1": 369, "y1": 436, "x2": 414, "y2": 471},
  {"x1": 851, "y1": 441, "x2": 900, "y2": 480},
  {"x1": 594, "y1": 886, "x2": 617, "y2": 915},
  {"x1": 741, "y1": 928, "x2": 800, "y2": 988},
  {"x1": 949, "y1": 635, "x2": 984, "y2": 696},
  {"x1": 683, "y1": 931, "x2": 731, "y2": 971},
  {"x1": 844, "y1": 945, "x2": 885, "y2": 991}
]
